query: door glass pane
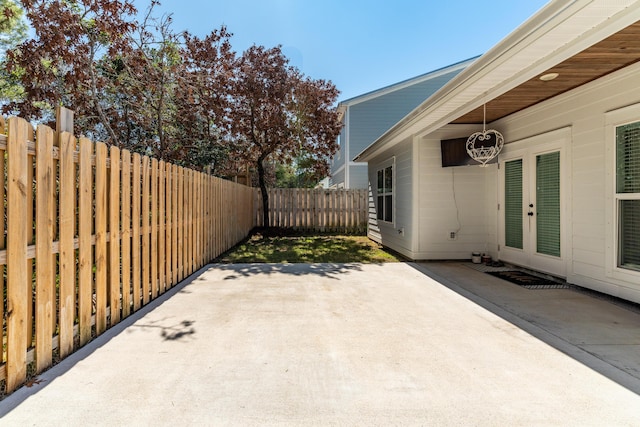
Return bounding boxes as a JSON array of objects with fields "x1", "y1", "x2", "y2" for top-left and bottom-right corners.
[
  {"x1": 616, "y1": 122, "x2": 640, "y2": 193},
  {"x1": 619, "y1": 200, "x2": 640, "y2": 271},
  {"x1": 505, "y1": 159, "x2": 523, "y2": 249},
  {"x1": 536, "y1": 152, "x2": 561, "y2": 257}
]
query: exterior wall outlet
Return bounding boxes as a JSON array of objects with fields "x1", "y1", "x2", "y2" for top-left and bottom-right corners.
[{"x1": 449, "y1": 231, "x2": 457, "y2": 240}]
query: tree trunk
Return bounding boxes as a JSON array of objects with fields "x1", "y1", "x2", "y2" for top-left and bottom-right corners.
[{"x1": 257, "y1": 155, "x2": 269, "y2": 227}]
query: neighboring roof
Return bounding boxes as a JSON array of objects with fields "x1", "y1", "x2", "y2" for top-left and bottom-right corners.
[
  {"x1": 355, "y1": 0, "x2": 640, "y2": 162},
  {"x1": 336, "y1": 57, "x2": 479, "y2": 122}
]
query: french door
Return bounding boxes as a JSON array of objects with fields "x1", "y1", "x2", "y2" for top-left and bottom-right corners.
[{"x1": 499, "y1": 131, "x2": 569, "y2": 277}]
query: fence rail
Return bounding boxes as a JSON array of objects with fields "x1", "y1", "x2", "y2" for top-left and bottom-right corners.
[
  {"x1": 254, "y1": 188, "x2": 368, "y2": 233},
  {"x1": 0, "y1": 114, "x2": 254, "y2": 393}
]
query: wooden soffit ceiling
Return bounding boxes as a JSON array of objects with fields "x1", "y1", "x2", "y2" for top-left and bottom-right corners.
[{"x1": 451, "y1": 20, "x2": 640, "y2": 125}]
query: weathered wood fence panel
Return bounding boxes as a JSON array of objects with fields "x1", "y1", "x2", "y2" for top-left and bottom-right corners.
[
  {"x1": 254, "y1": 188, "x2": 368, "y2": 233},
  {"x1": 0, "y1": 114, "x2": 255, "y2": 393}
]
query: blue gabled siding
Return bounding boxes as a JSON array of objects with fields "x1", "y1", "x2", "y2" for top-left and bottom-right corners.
[
  {"x1": 330, "y1": 57, "x2": 477, "y2": 189},
  {"x1": 349, "y1": 69, "x2": 462, "y2": 159}
]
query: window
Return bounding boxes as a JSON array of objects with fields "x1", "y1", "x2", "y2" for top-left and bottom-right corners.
[
  {"x1": 616, "y1": 121, "x2": 640, "y2": 271},
  {"x1": 376, "y1": 163, "x2": 393, "y2": 222}
]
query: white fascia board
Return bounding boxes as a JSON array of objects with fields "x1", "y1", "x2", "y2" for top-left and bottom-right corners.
[{"x1": 355, "y1": 0, "x2": 640, "y2": 162}]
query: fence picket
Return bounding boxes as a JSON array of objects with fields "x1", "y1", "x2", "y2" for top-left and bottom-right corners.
[
  {"x1": 78, "y1": 137, "x2": 93, "y2": 342},
  {"x1": 109, "y1": 146, "x2": 121, "y2": 325},
  {"x1": 26, "y1": 134, "x2": 35, "y2": 352},
  {"x1": 35, "y1": 125, "x2": 54, "y2": 373},
  {"x1": 0, "y1": 125, "x2": 5, "y2": 356},
  {"x1": 141, "y1": 156, "x2": 150, "y2": 305},
  {"x1": 131, "y1": 154, "x2": 141, "y2": 311},
  {"x1": 95, "y1": 143, "x2": 108, "y2": 335},
  {"x1": 195, "y1": 171, "x2": 200, "y2": 268},
  {"x1": 172, "y1": 165, "x2": 178, "y2": 284},
  {"x1": 58, "y1": 132, "x2": 76, "y2": 358},
  {"x1": 151, "y1": 159, "x2": 158, "y2": 299},
  {"x1": 121, "y1": 150, "x2": 131, "y2": 318},
  {"x1": 165, "y1": 163, "x2": 172, "y2": 289},
  {"x1": 6, "y1": 117, "x2": 29, "y2": 392},
  {"x1": 184, "y1": 169, "x2": 189, "y2": 276},
  {"x1": 177, "y1": 167, "x2": 184, "y2": 281},
  {"x1": 158, "y1": 161, "x2": 165, "y2": 293}
]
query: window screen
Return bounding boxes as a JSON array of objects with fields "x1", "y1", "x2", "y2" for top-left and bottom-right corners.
[
  {"x1": 617, "y1": 121, "x2": 640, "y2": 271},
  {"x1": 536, "y1": 152, "x2": 561, "y2": 257},
  {"x1": 504, "y1": 159, "x2": 523, "y2": 249}
]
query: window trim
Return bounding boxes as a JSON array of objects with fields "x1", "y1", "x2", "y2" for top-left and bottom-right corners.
[
  {"x1": 605, "y1": 104, "x2": 640, "y2": 282},
  {"x1": 375, "y1": 157, "x2": 395, "y2": 225}
]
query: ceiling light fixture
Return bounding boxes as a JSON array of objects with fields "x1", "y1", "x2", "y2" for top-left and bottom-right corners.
[{"x1": 539, "y1": 72, "x2": 559, "y2": 81}]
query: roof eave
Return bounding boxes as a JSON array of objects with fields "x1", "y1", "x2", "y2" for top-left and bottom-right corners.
[{"x1": 355, "y1": 0, "x2": 640, "y2": 162}]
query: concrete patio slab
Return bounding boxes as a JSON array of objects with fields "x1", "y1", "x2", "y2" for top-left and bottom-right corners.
[
  {"x1": 1, "y1": 262, "x2": 640, "y2": 426},
  {"x1": 413, "y1": 262, "x2": 640, "y2": 384}
]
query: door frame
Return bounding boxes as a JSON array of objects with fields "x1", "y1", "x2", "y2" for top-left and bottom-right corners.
[{"x1": 498, "y1": 127, "x2": 572, "y2": 278}]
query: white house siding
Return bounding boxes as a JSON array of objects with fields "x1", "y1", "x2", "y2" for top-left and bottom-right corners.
[
  {"x1": 493, "y1": 61, "x2": 640, "y2": 303},
  {"x1": 415, "y1": 129, "x2": 494, "y2": 260},
  {"x1": 367, "y1": 138, "x2": 414, "y2": 258},
  {"x1": 363, "y1": 60, "x2": 640, "y2": 302}
]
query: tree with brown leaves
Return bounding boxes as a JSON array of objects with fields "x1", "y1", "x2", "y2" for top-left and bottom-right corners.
[
  {"x1": 0, "y1": 0, "x2": 28, "y2": 106},
  {"x1": 230, "y1": 45, "x2": 341, "y2": 225},
  {"x1": 174, "y1": 27, "x2": 235, "y2": 172},
  {"x1": 5, "y1": 0, "x2": 137, "y2": 134}
]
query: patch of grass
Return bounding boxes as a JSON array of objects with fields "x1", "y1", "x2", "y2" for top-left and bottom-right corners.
[{"x1": 217, "y1": 229, "x2": 403, "y2": 263}]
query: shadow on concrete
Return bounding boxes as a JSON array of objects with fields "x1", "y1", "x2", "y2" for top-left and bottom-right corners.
[
  {"x1": 408, "y1": 262, "x2": 640, "y2": 396},
  {"x1": 203, "y1": 262, "x2": 388, "y2": 280},
  {"x1": 129, "y1": 318, "x2": 196, "y2": 341}
]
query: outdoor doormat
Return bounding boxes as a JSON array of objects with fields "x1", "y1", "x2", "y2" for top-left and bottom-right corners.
[{"x1": 487, "y1": 270, "x2": 570, "y2": 290}]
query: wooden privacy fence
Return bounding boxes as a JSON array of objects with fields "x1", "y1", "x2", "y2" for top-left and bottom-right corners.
[
  {"x1": 255, "y1": 188, "x2": 368, "y2": 233},
  {"x1": 0, "y1": 114, "x2": 254, "y2": 393}
]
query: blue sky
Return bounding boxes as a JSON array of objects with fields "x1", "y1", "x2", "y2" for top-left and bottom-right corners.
[{"x1": 136, "y1": 0, "x2": 549, "y2": 101}]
